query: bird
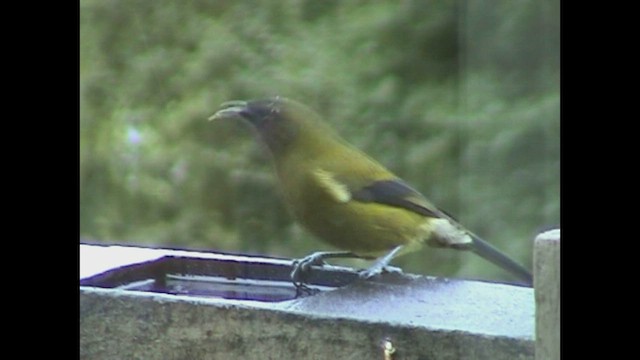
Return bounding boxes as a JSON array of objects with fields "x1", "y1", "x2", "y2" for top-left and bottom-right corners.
[{"x1": 209, "y1": 97, "x2": 533, "y2": 288}]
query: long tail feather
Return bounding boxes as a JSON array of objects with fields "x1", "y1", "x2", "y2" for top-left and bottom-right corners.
[{"x1": 469, "y1": 234, "x2": 533, "y2": 286}]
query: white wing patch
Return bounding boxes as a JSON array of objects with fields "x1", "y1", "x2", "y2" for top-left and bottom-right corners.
[{"x1": 313, "y1": 169, "x2": 352, "y2": 203}]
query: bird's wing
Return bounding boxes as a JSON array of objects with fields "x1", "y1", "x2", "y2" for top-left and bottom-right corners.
[
  {"x1": 312, "y1": 169, "x2": 353, "y2": 203},
  {"x1": 312, "y1": 169, "x2": 445, "y2": 219},
  {"x1": 350, "y1": 178, "x2": 443, "y2": 218}
]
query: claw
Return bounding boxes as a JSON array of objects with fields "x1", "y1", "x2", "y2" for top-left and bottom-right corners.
[
  {"x1": 289, "y1": 251, "x2": 363, "y2": 295},
  {"x1": 358, "y1": 245, "x2": 404, "y2": 279},
  {"x1": 359, "y1": 264, "x2": 403, "y2": 279},
  {"x1": 290, "y1": 253, "x2": 327, "y2": 288}
]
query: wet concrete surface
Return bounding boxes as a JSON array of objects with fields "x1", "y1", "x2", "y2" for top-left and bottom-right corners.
[
  {"x1": 80, "y1": 244, "x2": 534, "y2": 359},
  {"x1": 278, "y1": 272, "x2": 533, "y2": 339}
]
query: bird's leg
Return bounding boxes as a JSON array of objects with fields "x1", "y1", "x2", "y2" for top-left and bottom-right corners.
[
  {"x1": 358, "y1": 245, "x2": 404, "y2": 279},
  {"x1": 291, "y1": 251, "x2": 361, "y2": 289}
]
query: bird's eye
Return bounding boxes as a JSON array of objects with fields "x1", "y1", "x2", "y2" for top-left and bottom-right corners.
[{"x1": 268, "y1": 98, "x2": 281, "y2": 115}]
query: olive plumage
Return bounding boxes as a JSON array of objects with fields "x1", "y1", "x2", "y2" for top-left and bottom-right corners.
[{"x1": 210, "y1": 97, "x2": 532, "y2": 286}]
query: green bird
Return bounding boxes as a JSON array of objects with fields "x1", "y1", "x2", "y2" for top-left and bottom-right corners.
[{"x1": 209, "y1": 97, "x2": 532, "y2": 287}]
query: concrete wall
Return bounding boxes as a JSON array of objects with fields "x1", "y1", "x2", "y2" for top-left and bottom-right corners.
[{"x1": 79, "y1": 243, "x2": 555, "y2": 360}]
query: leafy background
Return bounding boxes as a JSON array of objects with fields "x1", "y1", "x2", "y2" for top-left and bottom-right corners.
[{"x1": 80, "y1": 0, "x2": 559, "y2": 283}]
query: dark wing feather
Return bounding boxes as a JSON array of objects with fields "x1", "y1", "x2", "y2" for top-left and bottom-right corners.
[{"x1": 351, "y1": 179, "x2": 443, "y2": 218}]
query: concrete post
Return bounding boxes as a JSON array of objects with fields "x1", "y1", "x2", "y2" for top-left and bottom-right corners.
[{"x1": 534, "y1": 229, "x2": 560, "y2": 360}]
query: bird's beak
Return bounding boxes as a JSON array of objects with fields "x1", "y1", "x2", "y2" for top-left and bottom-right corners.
[{"x1": 208, "y1": 100, "x2": 249, "y2": 121}]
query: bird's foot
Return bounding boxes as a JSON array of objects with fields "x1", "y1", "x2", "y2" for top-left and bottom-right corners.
[
  {"x1": 358, "y1": 245, "x2": 405, "y2": 280},
  {"x1": 290, "y1": 251, "x2": 359, "y2": 292},
  {"x1": 358, "y1": 264, "x2": 403, "y2": 279},
  {"x1": 290, "y1": 253, "x2": 328, "y2": 289}
]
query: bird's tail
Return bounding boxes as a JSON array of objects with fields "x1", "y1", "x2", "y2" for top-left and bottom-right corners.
[{"x1": 466, "y1": 234, "x2": 533, "y2": 286}]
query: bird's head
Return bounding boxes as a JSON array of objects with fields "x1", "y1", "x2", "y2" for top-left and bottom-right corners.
[{"x1": 209, "y1": 97, "x2": 336, "y2": 155}]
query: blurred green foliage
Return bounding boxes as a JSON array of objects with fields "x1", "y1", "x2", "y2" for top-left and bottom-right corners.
[{"x1": 80, "y1": 0, "x2": 559, "y2": 283}]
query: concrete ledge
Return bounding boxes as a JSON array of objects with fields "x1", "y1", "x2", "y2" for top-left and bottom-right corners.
[{"x1": 80, "y1": 244, "x2": 534, "y2": 359}]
